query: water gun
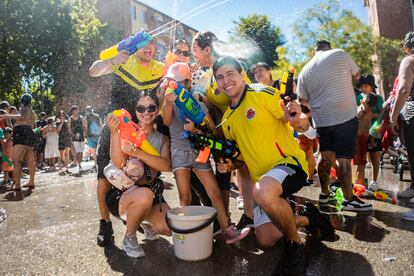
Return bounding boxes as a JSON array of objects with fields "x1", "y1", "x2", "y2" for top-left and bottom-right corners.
[
  {"x1": 369, "y1": 109, "x2": 385, "y2": 139},
  {"x1": 280, "y1": 67, "x2": 297, "y2": 102},
  {"x1": 99, "y1": 32, "x2": 152, "y2": 60},
  {"x1": 112, "y1": 109, "x2": 160, "y2": 156},
  {"x1": 353, "y1": 183, "x2": 398, "y2": 204},
  {"x1": 166, "y1": 80, "x2": 209, "y2": 131},
  {"x1": 183, "y1": 132, "x2": 240, "y2": 163},
  {"x1": 33, "y1": 127, "x2": 43, "y2": 134}
]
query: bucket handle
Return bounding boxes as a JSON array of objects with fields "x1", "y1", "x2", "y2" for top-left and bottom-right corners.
[{"x1": 165, "y1": 213, "x2": 216, "y2": 234}]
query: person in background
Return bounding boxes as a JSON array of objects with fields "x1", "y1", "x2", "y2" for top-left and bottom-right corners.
[
  {"x1": 67, "y1": 106, "x2": 87, "y2": 173},
  {"x1": 57, "y1": 111, "x2": 72, "y2": 175},
  {"x1": 2, "y1": 127, "x2": 14, "y2": 185},
  {"x1": 35, "y1": 112, "x2": 47, "y2": 170},
  {"x1": 85, "y1": 106, "x2": 102, "y2": 172},
  {"x1": 43, "y1": 117, "x2": 60, "y2": 172}
]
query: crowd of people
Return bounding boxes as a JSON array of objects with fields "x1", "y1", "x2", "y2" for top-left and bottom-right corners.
[
  {"x1": 1, "y1": 27, "x2": 414, "y2": 275},
  {"x1": 0, "y1": 100, "x2": 103, "y2": 191}
]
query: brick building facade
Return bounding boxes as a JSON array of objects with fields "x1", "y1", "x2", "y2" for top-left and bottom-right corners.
[{"x1": 364, "y1": 0, "x2": 414, "y2": 97}]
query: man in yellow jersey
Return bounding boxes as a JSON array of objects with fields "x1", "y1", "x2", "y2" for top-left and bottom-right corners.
[
  {"x1": 89, "y1": 30, "x2": 164, "y2": 247},
  {"x1": 214, "y1": 56, "x2": 334, "y2": 275},
  {"x1": 192, "y1": 31, "x2": 255, "y2": 229}
]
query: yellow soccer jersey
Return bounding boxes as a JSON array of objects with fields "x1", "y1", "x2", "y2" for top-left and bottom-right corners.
[
  {"x1": 113, "y1": 56, "x2": 165, "y2": 90},
  {"x1": 221, "y1": 84, "x2": 308, "y2": 183},
  {"x1": 207, "y1": 69, "x2": 251, "y2": 113}
]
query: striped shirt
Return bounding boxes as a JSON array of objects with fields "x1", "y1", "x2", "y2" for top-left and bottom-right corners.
[{"x1": 296, "y1": 49, "x2": 359, "y2": 128}]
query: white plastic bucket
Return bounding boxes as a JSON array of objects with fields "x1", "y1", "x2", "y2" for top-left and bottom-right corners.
[{"x1": 166, "y1": 206, "x2": 216, "y2": 261}]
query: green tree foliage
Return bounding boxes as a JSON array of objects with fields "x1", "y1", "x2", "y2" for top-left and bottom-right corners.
[
  {"x1": 293, "y1": 0, "x2": 374, "y2": 74},
  {"x1": 0, "y1": 0, "x2": 109, "y2": 114},
  {"x1": 232, "y1": 13, "x2": 285, "y2": 67}
]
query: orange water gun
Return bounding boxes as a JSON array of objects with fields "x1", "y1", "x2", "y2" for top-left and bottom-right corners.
[{"x1": 112, "y1": 109, "x2": 160, "y2": 156}]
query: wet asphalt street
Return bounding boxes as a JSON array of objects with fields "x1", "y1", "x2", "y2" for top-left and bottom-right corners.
[{"x1": 0, "y1": 157, "x2": 413, "y2": 276}]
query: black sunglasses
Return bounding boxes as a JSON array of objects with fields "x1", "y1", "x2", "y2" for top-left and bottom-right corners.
[
  {"x1": 135, "y1": 104, "x2": 157, "y2": 113},
  {"x1": 174, "y1": 49, "x2": 191, "y2": 57}
]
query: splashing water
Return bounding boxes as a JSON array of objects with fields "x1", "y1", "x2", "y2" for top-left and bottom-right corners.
[{"x1": 212, "y1": 37, "x2": 263, "y2": 62}]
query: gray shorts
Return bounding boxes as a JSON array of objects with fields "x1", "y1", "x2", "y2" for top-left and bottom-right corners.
[{"x1": 171, "y1": 148, "x2": 212, "y2": 172}]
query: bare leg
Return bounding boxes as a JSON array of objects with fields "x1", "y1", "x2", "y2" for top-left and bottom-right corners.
[
  {"x1": 318, "y1": 151, "x2": 336, "y2": 195},
  {"x1": 119, "y1": 187, "x2": 153, "y2": 235},
  {"x1": 194, "y1": 169, "x2": 230, "y2": 230},
  {"x1": 356, "y1": 164, "x2": 366, "y2": 184},
  {"x1": 337, "y1": 158, "x2": 353, "y2": 200},
  {"x1": 145, "y1": 202, "x2": 172, "y2": 236},
  {"x1": 174, "y1": 169, "x2": 192, "y2": 206},
  {"x1": 12, "y1": 145, "x2": 27, "y2": 189},
  {"x1": 238, "y1": 165, "x2": 253, "y2": 218},
  {"x1": 253, "y1": 177, "x2": 300, "y2": 243},
  {"x1": 97, "y1": 178, "x2": 112, "y2": 221},
  {"x1": 369, "y1": 151, "x2": 382, "y2": 182}
]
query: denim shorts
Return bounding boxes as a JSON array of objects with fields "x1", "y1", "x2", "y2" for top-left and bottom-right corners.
[{"x1": 171, "y1": 148, "x2": 212, "y2": 172}]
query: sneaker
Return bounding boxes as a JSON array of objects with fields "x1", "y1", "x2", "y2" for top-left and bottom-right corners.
[
  {"x1": 222, "y1": 226, "x2": 250, "y2": 244},
  {"x1": 121, "y1": 234, "x2": 145, "y2": 258},
  {"x1": 140, "y1": 222, "x2": 159, "y2": 240},
  {"x1": 342, "y1": 195, "x2": 373, "y2": 212},
  {"x1": 401, "y1": 209, "x2": 414, "y2": 221},
  {"x1": 282, "y1": 240, "x2": 307, "y2": 276},
  {"x1": 300, "y1": 202, "x2": 335, "y2": 239},
  {"x1": 397, "y1": 187, "x2": 414, "y2": 198},
  {"x1": 318, "y1": 192, "x2": 337, "y2": 204},
  {"x1": 235, "y1": 214, "x2": 254, "y2": 230},
  {"x1": 368, "y1": 181, "x2": 379, "y2": 191},
  {"x1": 97, "y1": 219, "x2": 114, "y2": 247},
  {"x1": 409, "y1": 197, "x2": 414, "y2": 205},
  {"x1": 236, "y1": 196, "x2": 244, "y2": 210}
]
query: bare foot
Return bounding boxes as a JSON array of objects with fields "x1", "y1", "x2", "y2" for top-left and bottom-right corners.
[{"x1": 22, "y1": 183, "x2": 35, "y2": 189}]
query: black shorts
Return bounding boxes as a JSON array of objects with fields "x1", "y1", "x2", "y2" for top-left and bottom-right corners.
[
  {"x1": 367, "y1": 137, "x2": 382, "y2": 152},
  {"x1": 13, "y1": 125, "x2": 36, "y2": 147},
  {"x1": 316, "y1": 117, "x2": 358, "y2": 159},
  {"x1": 264, "y1": 164, "x2": 307, "y2": 198},
  {"x1": 105, "y1": 182, "x2": 166, "y2": 219}
]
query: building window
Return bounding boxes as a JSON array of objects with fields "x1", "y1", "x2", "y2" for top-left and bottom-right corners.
[
  {"x1": 131, "y1": 6, "x2": 137, "y2": 21},
  {"x1": 141, "y1": 10, "x2": 146, "y2": 24}
]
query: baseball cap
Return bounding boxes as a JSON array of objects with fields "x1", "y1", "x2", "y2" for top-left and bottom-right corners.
[{"x1": 166, "y1": 62, "x2": 191, "y2": 82}]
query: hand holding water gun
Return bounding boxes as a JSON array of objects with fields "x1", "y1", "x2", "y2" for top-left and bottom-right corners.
[
  {"x1": 99, "y1": 31, "x2": 152, "y2": 60},
  {"x1": 183, "y1": 132, "x2": 240, "y2": 163},
  {"x1": 166, "y1": 80, "x2": 210, "y2": 131},
  {"x1": 111, "y1": 109, "x2": 160, "y2": 156}
]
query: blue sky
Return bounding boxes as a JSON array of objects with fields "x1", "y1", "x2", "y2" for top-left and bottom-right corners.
[{"x1": 139, "y1": 0, "x2": 368, "y2": 43}]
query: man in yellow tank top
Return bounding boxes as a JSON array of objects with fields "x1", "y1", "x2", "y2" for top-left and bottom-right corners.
[
  {"x1": 89, "y1": 30, "x2": 164, "y2": 248},
  {"x1": 214, "y1": 56, "x2": 334, "y2": 275}
]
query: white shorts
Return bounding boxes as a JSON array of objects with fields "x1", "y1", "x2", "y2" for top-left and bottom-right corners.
[
  {"x1": 72, "y1": 141, "x2": 85, "y2": 153},
  {"x1": 253, "y1": 204, "x2": 271, "y2": 228}
]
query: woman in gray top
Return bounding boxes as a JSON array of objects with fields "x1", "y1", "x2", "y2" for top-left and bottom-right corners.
[{"x1": 390, "y1": 31, "x2": 414, "y2": 221}]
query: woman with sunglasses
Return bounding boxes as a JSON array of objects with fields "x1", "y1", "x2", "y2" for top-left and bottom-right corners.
[
  {"x1": 164, "y1": 39, "x2": 192, "y2": 75},
  {"x1": 106, "y1": 90, "x2": 172, "y2": 258}
]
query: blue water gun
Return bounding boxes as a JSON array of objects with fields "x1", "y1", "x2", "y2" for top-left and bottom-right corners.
[
  {"x1": 167, "y1": 80, "x2": 210, "y2": 130},
  {"x1": 99, "y1": 31, "x2": 152, "y2": 60}
]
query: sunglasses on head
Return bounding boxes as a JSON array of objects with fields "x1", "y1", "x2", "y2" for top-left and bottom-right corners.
[
  {"x1": 135, "y1": 104, "x2": 157, "y2": 113},
  {"x1": 174, "y1": 49, "x2": 191, "y2": 57}
]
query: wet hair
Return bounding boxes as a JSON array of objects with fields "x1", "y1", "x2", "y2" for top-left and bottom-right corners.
[
  {"x1": 137, "y1": 88, "x2": 160, "y2": 107},
  {"x1": 403, "y1": 31, "x2": 414, "y2": 50},
  {"x1": 170, "y1": 39, "x2": 191, "y2": 52},
  {"x1": 314, "y1": 40, "x2": 332, "y2": 51},
  {"x1": 70, "y1": 105, "x2": 79, "y2": 114},
  {"x1": 366, "y1": 92, "x2": 378, "y2": 108},
  {"x1": 40, "y1": 111, "x2": 46, "y2": 117},
  {"x1": 20, "y1": 93, "x2": 32, "y2": 106},
  {"x1": 212, "y1": 56, "x2": 243, "y2": 77},
  {"x1": 193, "y1": 31, "x2": 218, "y2": 49},
  {"x1": 3, "y1": 127, "x2": 12, "y2": 135},
  {"x1": 251, "y1": 62, "x2": 271, "y2": 72},
  {"x1": 0, "y1": 101, "x2": 10, "y2": 110},
  {"x1": 357, "y1": 74, "x2": 377, "y2": 90},
  {"x1": 46, "y1": 117, "x2": 54, "y2": 124}
]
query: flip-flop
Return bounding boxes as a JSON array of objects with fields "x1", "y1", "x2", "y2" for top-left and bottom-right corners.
[
  {"x1": 6, "y1": 186, "x2": 21, "y2": 192},
  {"x1": 22, "y1": 184, "x2": 35, "y2": 189}
]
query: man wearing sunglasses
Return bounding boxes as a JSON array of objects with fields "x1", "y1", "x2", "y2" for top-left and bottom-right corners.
[{"x1": 88, "y1": 29, "x2": 165, "y2": 248}]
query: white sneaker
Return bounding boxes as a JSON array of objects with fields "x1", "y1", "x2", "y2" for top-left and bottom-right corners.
[
  {"x1": 237, "y1": 196, "x2": 244, "y2": 210},
  {"x1": 121, "y1": 234, "x2": 145, "y2": 258},
  {"x1": 397, "y1": 187, "x2": 414, "y2": 198},
  {"x1": 368, "y1": 181, "x2": 379, "y2": 191},
  {"x1": 401, "y1": 209, "x2": 414, "y2": 221},
  {"x1": 408, "y1": 197, "x2": 414, "y2": 205},
  {"x1": 140, "y1": 222, "x2": 159, "y2": 240}
]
